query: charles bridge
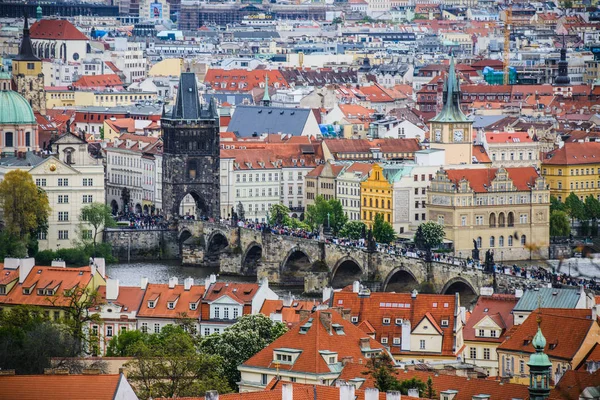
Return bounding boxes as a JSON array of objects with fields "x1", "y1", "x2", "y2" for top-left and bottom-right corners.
[{"x1": 104, "y1": 221, "x2": 547, "y2": 301}]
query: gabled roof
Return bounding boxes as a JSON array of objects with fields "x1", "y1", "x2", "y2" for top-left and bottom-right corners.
[
  {"x1": 550, "y1": 369, "x2": 600, "y2": 400},
  {"x1": 464, "y1": 294, "x2": 518, "y2": 342},
  {"x1": 204, "y1": 69, "x2": 288, "y2": 92},
  {"x1": 486, "y1": 132, "x2": 533, "y2": 143},
  {"x1": 95, "y1": 285, "x2": 145, "y2": 313},
  {"x1": 203, "y1": 282, "x2": 260, "y2": 304},
  {"x1": 323, "y1": 138, "x2": 421, "y2": 156},
  {"x1": 30, "y1": 19, "x2": 88, "y2": 41},
  {"x1": 339, "y1": 362, "x2": 529, "y2": 400},
  {"x1": 0, "y1": 374, "x2": 125, "y2": 400},
  {"x1": 542, "y1": 142, "x2": 600, "y2": 166},
  {"x1": 332, "y1": 291, "x2": 458, "y2": 356},
  {"x1": 73, "y1": 74, "x2": 123, "y2": 89},
  {"x1": 227, "y1": 106, "x2": 313, "y2": 137},
  {"x1": 0, "y1": 264, "x2": 19, "y2": 285},
  {"x1": 498, "y1": 308, "x2": 595, "y2": 360},
  {"x1": 242, "y1": 310, "x2": 383, "y2": 374},
  {"x1": 260, "y1": 299, "x2": 320, "y2": 327},
  {"x1": 137, "y1": 283, "x2": 205, "y2": 319}
]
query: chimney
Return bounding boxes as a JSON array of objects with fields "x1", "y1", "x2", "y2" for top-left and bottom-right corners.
[
  {"x1": 341, "y1": 356, "x2": 354, "y2": 366},
  {"x1": 140, "y1": 277, "x2": 149, "y2": 290},
  {"x1": 51, "y1": 260, "x2": 67, "y2": 268},
  {"x1": 386, "y1": 391, "x2": 401, "y2": 400},
  {"x1": 82, "y1": 368, "x2": 101, "y2": 375},
  {"x1": 440, "y1": 390, "x2": 458, "y2": 400},
  {"x1": 339, "y1": 384, "x2": 355, "y2": 400},
  {"x1": 515, "y1": 289, "x2": 523, "y2": 298},
  {"x1": 320, "y1": 311, "x2": 332, "y2": 333},
  {"x1": 205, "y1": 276, "x2": 212, "y2": 291},
  {"x1": 0, "y1": 369, "x2": 15, "y2": 376},
  {"x1": 299, "y1": 309, "x2": 311, "y2": 321},
  {"x1": 365, "y1": 388, "x2": 379, "y2": 400},
  {"x1": 411, "y1": 289, "x2": 418, "y2": 299},
  {"x1": 168, "y1": 277, "x2": 178, "y2": 289},
  {"x1": 210, "y1": 274, "x2": 217, "y2": 283},
  {"x1": 93, "y1": 258, "x2": 106, "y2": 278},
  {"x1": 323, "y1": 286, "x2": 333, "y2": 303},
  {"x1": 360, "y1": 337, "x2": 370, "y2": 350},
  {"x1": 106, "y1": 279, "x2": 120, "y2": 300},
  {"x1": 352, "y1": 281, "x2": 360, "y2": 293},
  {"x1": 18, "y1": 258, "x2": 36, "y2": 284},
  {"x1": 407, "y1": 388, "x2": 419, "y2": 397},
  {"x1": 341, "y1": 309, "x2": 352, "y2": 321},
  {"x1": 401, "y1": 320, "x2": 411, "y2": 351},
  {"x1": 206, "y1": 391, "x2": 219, "y2": 400},
  {"x1": 282, "y1": 292, "x2": 293, "y2": 307},
  {"x1": 282, "y1": 383, "x2": 293, "y2": 400},
  {"x1": 184, "y1": 277, "x2": 194, "y2": 291}
]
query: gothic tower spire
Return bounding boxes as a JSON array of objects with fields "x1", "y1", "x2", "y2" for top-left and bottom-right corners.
[{"x1": 554, "y1": 35, "x2": 570, "y2": 86}]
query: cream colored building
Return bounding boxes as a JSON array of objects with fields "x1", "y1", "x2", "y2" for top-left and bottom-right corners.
[
  {"x1": 0, "y1": 133, "x2": 105, "y2": 251},
  {"x1": 305, "y1": 162, "x2": 344, "y2": 207},
  {"x1": 427, "y1": 166, "x2": 550, "y2": 261},
  {"x1": 336, "y1": 163, "x2": 372, "y2": 221},
  {"x1": 46, "y1": 89, "x2": 157, "y2": 108}
]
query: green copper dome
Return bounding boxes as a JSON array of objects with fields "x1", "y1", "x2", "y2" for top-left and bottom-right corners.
[
  {"x1": 528, "y1": 326, "x2": 552, "y2": 368},
  {"x1": 0, "y1": 91, "x2": 36, "y2": 125}
]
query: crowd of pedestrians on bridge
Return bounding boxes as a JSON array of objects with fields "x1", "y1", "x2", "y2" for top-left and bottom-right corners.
[{"x1": 114, "y1": 211, "x2": 168, "y2": 230}]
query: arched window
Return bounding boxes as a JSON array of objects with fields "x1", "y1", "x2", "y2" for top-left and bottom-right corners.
[
  {"x1": 5, "y1": 132, "x2": 13, "y2": 148},
  {"x1": 508, "y1": 235, "x2": 513, "y2": 247},
  {"x1": 387, "y1": 200, "x2": 391, "y2": 209},
  {"x1": 369, "y1": 198, "x2": 372, "y2": 207},
  {"x1": 521, "y1": 235, "x2": 526, "y2": 246},
  {"x1": 490, "y1": 236, "x2": 495, "y2": 247},
  {"x1": 489, "y1": 213, "x2": 496, "y2": 227},
  {"x1": 363, "y1": 198, "x2": 366, "y2": 207},
  {"x1": 375, "y1": 199, "x2": 379, "y2": 208},
  {"x1": 498, "y1": 212, "x2": 505, "y2": 227},
  {"x1": 499, "y1": 235, "x2": 504, "y2": 247},
  {"x1": 25, "y1": 132, "x2": 31, "y2": 147},
  {"x1": 65, "y1": 150, "x2": 72, "y2": 165},
  {"x1": 507, "y1": 212, "x2": 515, "y2": 227},
  {"x1": 187, "y1": 160, "x2": 197, "y2": 179},
  {"x1": 477, "y1": 237, "x2": 482, "y2": 248}
]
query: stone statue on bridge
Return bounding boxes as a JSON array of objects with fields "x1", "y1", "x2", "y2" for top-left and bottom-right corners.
[
  {"x1": 484, "y1": 249, "x2": 494, "y2": 273},
  {"x1": 367, "y1": 228, "x2": 377, "y2": 252},
  {"x1": 472, "y1": 239, "x2": 480, "y2": 261}
]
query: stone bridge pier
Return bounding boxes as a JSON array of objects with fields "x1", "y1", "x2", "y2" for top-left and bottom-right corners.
[{"x1": 177, "y1": 221, "x2": 499, "y2": 303}]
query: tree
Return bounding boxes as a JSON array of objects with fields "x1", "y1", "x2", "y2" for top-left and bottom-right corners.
[
  {"x1": 550, "y1": 210, "x2": 571, "y2": 237},
  {"x1": 425, "y1": 376, "x2": 436, "y2": 399},
  {"x1": 80, "y1": 202, "x2": 116, "y2": 251},
  {"x1": 416, "y1": 221, "x2": 445, "y2": 250},
  {"x1": 199, "y1": 314, "x2": 286, "y2": 389},
  {"x1": 125, "y1": 325, "x2": 231, "y2": 399},
  {"x1": 268, "y1": 203, "x2": 291, "y2": 226},
  {"x1": 565, "y1": 192, "x2": 585, "y2": 223},
  {"x1": 305, "y1": 196, "x2": 348, "y2": 234},
  {"x1": 585, "y1": 195, "x2": 600, "y2": 235},
  {"x1": 340, "y1": 221, "x2": 367, "y2": 240},
  {"x1": 236, "y1": 202, "x2": 245, "y2": 221},
  {"x1": 106, "y1": 329, "x2": 146, "y2": 357},
  {"x1": 363, "y1": 353, "x2": 427, "y2": 395},
  {"x1": 0, "y1": 170, "x2": 50, "y2": 257},
  {"x1": 550, "y1": 195, "x2": 565, "y2": 213},
  {"x1": 373, "y1": 213, "x2": 396, "y2": 244}
]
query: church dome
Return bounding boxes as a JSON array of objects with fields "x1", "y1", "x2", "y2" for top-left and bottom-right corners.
[{"x1": 0, "y1": 90, "x2": 36, "y2": 125}]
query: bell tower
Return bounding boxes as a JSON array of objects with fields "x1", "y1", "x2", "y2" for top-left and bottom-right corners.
[
  {"x1": 161, "y1": 72, "x2": 220, "y2": 220},
  {"x1": 527, "y1": 316, "x2": 552, "y2": 400},
  {"x1": 12, "y1": 15, "x2": 46, "y2": 114}
]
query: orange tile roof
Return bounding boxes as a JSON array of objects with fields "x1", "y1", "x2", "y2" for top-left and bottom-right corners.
[
  {"x1": 463, "y1": 295, "x2": 518, "y2": 343},
  {"x1": 323, "y1": 139, "x2": 421, "y2": 156},
  {"x1": 305, "y1": 163, "x2": 345, "y2": 178},
  {"x1": 359, "y1": 84, "x2": 394, "y2": 103},
  {"x1": 577, "y1": 342, "x2": 600, "y2": 370},
  {"x1": 0, "y1": 266, "x2": 96, "y2": 308},
  {"x1": 204, "y1": 69, "x2": 289, "y2": 92},
  {"x1": 105, "y1": 118, "x2": 135, "y2": 133},
  {"x1": 0, "y1": 264, "x2": 19, "y2": 286},
  {"x1": 542, "y1": 142, "x2": 600, "y2": 165},
  {"x1": 30, "y1": 19, "x2": 88, "y2": 41},
  {"x1": 444, "y1": 167, "x2": 541, "y2": 193},
  {"x1": 260, "y1": 299, "x2": 320, "y2": 328},
  {"x1": 339, "y1": 362, "x2": 530, "y2": 400},
  {"x1": 221, "y1": 145, "x2": 321, "y2": 171},
  {"x1": 73, "y1": 74, "x2": 123, "y2": 88},
  {"x1": 0, "y1": 374, "x2": 123, "y2": 400},
  {"x1": 550, "y1": 369, "x2": 600, "y2": 400},
  {"x1": 497, "y1": 308, "x2": 595, "y2": 361},
  {"x1": 486, "y1": 132, "x2": 533, "y2": 143},
  {"x1": 203, "y1": 282, "x2": 260, "y2": 304},
  {"x1": 242, "y1": 310, "x2": 384, "y2": 374},
  {"x1": 338, "y1": 104, "x2": 375, "y2": 119},
  {"x1": 331, "y1": 291, "x2": 459, "y2": 356},
  {"x1": 472, "y1": 145, "x2": 491, "y2": 164},
  {"x1": 95, "y1": 285, "x2": 145, "y2": 312},
  {"x1": 137, "y1": 283, "x2": 205, "y2": 319}
]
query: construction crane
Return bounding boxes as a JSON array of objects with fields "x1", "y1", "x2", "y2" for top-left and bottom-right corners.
[{"x1": 503, "y1": 1, "x2": 512, "y2": 85}]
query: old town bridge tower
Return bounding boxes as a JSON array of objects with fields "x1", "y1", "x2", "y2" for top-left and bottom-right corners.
[{"x1": 162, "y1": 72, "x2": 220, "y2": 220}]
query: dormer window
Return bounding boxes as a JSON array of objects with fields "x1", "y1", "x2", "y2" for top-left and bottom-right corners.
[
  {"x1": 393, "y1": 337, "x2": 401, "y2": 345},
  {"x1": 478, "y1": 329, "x2": 485, "y2": 337},
  {"x1": 381, "y1": 337, "x2": 388, "y2": 344},
  {"x1": 490, "y1": 330, "x2": 497, "y2": 338},
  {"x1": 395, "y1": 318, "x2": 403, "y2": 325},
  {"x1": 275, "y1": 353, "x2": 293, "y2": 363},
  {"x1": 441, "y1": 319, "x2": 449, "y2": 327},
  {"x1": 37, "y1": 289, "x2": 45, "y2": 295},
  {"x1": 190, "y1": 303, "x2": 197, "y2": 310},
  {"x1": 23, "y1": 287, "x2": 31, "y2": 295},
  {"x1": 0, "y1": 285, "x2": 5, "y2": 295},
  {"x1": 167, "y1": 302, "x2": 175, "y2": 310},
  {"x1": 148, "y1": 301, "x2": 155, "y2": 309},
  {"x1": 382, "y1": 318, "x2": 391, "y2": 325},
  {"x1": 351, "y1": 316, "x2": 358, "y2": 323}
]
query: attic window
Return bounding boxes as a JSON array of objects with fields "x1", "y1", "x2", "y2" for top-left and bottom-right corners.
[
  {"x1": 441, "y1": 319, "x2": 449, "y2": 327},
  {"x1": 167, "y1": 302, "x2": 175, "y2": 310},
  {"x1": 382, "y1": 318, "x2": 391, "y2": 325},
  {"x1": 351, "y1": 316, "x2": 358, "y2": 323},
  {"x1": 23, "y1": 288, "x2": 31, "y2": 295},
  {"x1": 190, "y1": 303, "x2": 197, "y2": 310},
  {"x1": 395, "y1": 318, "x2": 403, "y2": 325},
  {"x1": 148, "y1": 301, "x2": 155, "y2": 309}
]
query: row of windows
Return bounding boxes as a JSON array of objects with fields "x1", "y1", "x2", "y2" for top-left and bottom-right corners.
[
  {"x1": 213, "y1": 306, "x2": 240, "y2": 320},
  {"x1": 473, "y1": 235, "x2": 526, "y2": 248},
  {"x1": 237, "y1": 188, "x2": 281, "y2": 198},
  {"x1": 236, "y1": 172, "x2": 288, "y2": 183},
  {"x1": 469, "y1": 347, "x2": 493, "y2": 360},
  {"x1": 36, "y1": 178, "x2": 94, "y2": 188},
  {"x1": 363, "y1": 211, "x2": 391, "y2": 223},
  {"x1": 363, "y1": 198, "x2": 392, "y2": 209},
  {"x1": 3, "y1": 132, "x2": 32, "y2": 148},
  {"x1": 491, "y1": 152, "x2": 535, "y2": 162}
]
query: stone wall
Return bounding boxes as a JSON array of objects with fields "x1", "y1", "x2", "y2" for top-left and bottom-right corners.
[{"x1": 104, "y1": 229, "x2": 179, "y2": 261}]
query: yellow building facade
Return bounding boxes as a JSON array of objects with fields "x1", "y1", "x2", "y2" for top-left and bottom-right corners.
[
  {"x1": 541, "y1": 142, "x2": 600, "y2": 202},
  {"x1": 361, "y1": 164, "x2": 393, "y2": 227},
  {"x1": 46, "y1": 90, "x2": 157, "y2": 108},
  {"x1": 12, "y1": 17, "x2": 46, "y2": 114}
]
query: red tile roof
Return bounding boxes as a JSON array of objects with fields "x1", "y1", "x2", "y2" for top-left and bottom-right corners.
[
  {"x1": 444, "y1": 167, "x2": 541, "y2": 193},
  {"x1": 331, "y1": 291, "x2": 459, "y2": 356},
  {"x1": 550, "y1": 369, "x2": 600, "y2": 400},
  {"x1": 30, "y1": 19, "x2": 88, "y2": 41},
  {"x1": 463, "y1": 295, "x2": 518, "y2": 343},
  {"x1": 73, "y1": 74, "x2": 123, "y2": 89},
  {"x1": 204, "y1": 69, "x2": 289, "y2": 92},
  {"x1": 95, "y1": 285, "x2": 145, "y2": 313},
  {"x1": 486, "y1": 132, "x2": 533, "y2": 143},
  {"x1": 260, "y1": 299, "x2": 320, "y2": 328},
  {"x1": 542, "y1": 142, "x2": 600, "y2": 165},
  {"x1": 203, "y1": 282, "x2": 260, "y2": 304},
  {"x1": 323, "y1": 139, "x2": 421, "y2": 157},
  {"x1": 221, "y1": 145, "x2": 321, "y2": 171},
  {"x1": 0, "y1": 264, "x2": 19, "y2": 286},
  {"x1": 472, "y1": 145, "x2": 491, "y2": 164},
  {"x1": 0, "y1": 374, "x2": 124, "y2": 400},
  {"x1": 242, "y1": 310, "x2": 384, "y2": 374},
  {"x1": 339, "y1": 362, "x2": 530, "y2": 400},
  {"x1": 137, "y1": 283, "x2": 205, "y2": 319},
  {"x1": 497, "y1": 308, "x2": 595, "y2": 361},
  {"x1": 577, "y1": 342, "x2": 600, "y2": 370}
]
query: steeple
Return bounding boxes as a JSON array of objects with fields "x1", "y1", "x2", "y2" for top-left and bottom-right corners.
[
  {"x1": 554, "y1": 35, "x2": 570, "y2": 86},
  {"x1": 14, "y1": 15, "x2": 39, "y2": 62},
  {"x1": 527, "y1": 316, "x2": 552, "y2": 400},
  {"x1": 262, "y1": 73, "x2": 271, "y2": 106},
  {"x1": 429, "y1": 56, "x2": 470, "y2": 123},
  {"x1": 171, "y1": 72, "x2": 201, "y2": 120}
]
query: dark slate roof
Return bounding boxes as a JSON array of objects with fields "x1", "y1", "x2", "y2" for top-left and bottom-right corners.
[
  {"x1": 279, "y1": 68, "x2": 357, "y2": 87},
  {"x1": 172, "y1": 72, "x2": 201, "y2": 120},
  {"x1": 14, "y1": 16, "x2": 40, "y2": 62},
  {"x1": 0, "y1": 151, "x2": 44, "y2": 167},
  {"x1": 227, "y1": 106, "x2": 311, "y2": 137}
]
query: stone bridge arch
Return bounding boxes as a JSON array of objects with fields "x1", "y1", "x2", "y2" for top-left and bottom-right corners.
[
  {"x1": 330, "y1": 256, "x2": 364, "y2": 289},
  {"x1": 382, "y1": 267, "x2": 420, "y2": 292},
  {"x1": 241, "y1": 241, "x2": 262, "y2": 276},
  {"x1": 205, "y1": 229, "x2": 230, "y2": 253},
  {"x1": 441, "y1": 277, "x2": 478, "y2": 307},
  {"x1": 280, "y1": 247, "x2": 315, "y2": 285}
]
